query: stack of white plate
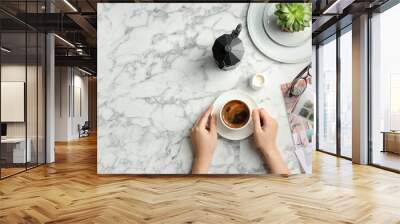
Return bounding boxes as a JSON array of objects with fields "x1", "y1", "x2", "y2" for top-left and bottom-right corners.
[{"x1": 247, "y1": 3, "x2": 312, "y2": 64}]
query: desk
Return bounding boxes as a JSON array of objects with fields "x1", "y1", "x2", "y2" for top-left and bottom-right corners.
[
  {"x1": 1, "y1": 138, "x2": 31, "y2": 163},
  {"x1": 97, "y1": 3, "x2": 310, "y2": 174},
  {"x1": 382, "y1": 131, "x2": 400, "y2": 154}
]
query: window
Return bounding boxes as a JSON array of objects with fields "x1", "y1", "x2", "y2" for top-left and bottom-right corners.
[
  {"x1": 370, "y1": 3, "x2": 400, "y2": 171},
  {"x1": 316, "y1": 26, "x2": 353, "y2": 159},
  {"x1": 317, "y1": 37, "x2": 337, "y2": 154},
  {"x1": 340, "y1": 29, "x2": 352, "y2": 158}
]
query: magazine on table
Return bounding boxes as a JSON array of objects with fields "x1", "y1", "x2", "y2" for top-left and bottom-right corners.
[{"x1": 281, "y1": 78, "x2": 315, "y2": 174}]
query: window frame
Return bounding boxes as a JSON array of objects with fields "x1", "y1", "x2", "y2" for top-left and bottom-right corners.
[
  {"x1": 315, "y1": 24, "x2": 352, "y2": 160},
  {"x1": 367, "y1": 1, "x2": 400, "y2": 173}
]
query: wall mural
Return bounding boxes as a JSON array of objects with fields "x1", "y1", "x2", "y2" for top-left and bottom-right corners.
[{"x1": 97, "y1": 3, "x2": 313, "y2": 174}]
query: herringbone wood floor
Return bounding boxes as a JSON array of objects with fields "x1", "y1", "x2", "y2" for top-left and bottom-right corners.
[{"x1": 1, "y1": 134, "x2": 400, "y2": 224}]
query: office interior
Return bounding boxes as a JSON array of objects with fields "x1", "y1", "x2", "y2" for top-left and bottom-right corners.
[{"x1": 0, "y1": 0, "x2": 97, "y2": 179}]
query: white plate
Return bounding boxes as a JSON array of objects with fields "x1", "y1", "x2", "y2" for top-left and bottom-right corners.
[
  {"x1": 212, "y1": 90, "x2": 258, "y2": 141},
  {"x1": 247, "y1": 3, "x2": 311, "y2": 64},
  {"x1": 263, "y1": 4, "x2": 311, "y2": 47}
]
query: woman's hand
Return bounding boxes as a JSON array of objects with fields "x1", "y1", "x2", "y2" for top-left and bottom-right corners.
[
  {"x1": 252, "y1": 108, "x2": 289, "y2": 175},
  {"x1": 191, "y1": 106, "x2": 218, "y2": 174},
  {"x1": 252, "y1": 108, "x2": 278, "y2": 153}
]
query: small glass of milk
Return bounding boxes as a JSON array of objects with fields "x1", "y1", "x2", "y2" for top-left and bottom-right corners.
[{"x1": 249, "y1": 73, "x2": 266, "y2": 90}]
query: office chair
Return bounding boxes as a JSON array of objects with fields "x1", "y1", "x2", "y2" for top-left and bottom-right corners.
[{"x1": 79, "y1": 121, "x2": 90, "y2": 138}]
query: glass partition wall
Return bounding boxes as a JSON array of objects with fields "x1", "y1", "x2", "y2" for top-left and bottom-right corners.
[
  {"x1": 0, "y1": 31, "x2": 27, "y2": 177},
  {"x1": 0, "y1": 2, "x2": 46, "y2": 179}
]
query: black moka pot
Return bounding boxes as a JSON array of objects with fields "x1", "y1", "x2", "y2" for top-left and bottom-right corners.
[{"x1": 212, "y1": 24, "x2": 244, "y2": 70}]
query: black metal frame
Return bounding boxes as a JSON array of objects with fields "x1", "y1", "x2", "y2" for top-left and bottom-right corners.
[
  {"x1": 0, "y1": 20, "x2": 2, "y2": 179},
  {"x1": 367, "y1": 11, "x2": 373, "y2": 166},
  {"x1": 0, "y1": 0, "x2": 47, "y2": 180},
  {"x1": 336, "y1": 27, "x2": 341, "y2": 159},
  {"x1": 315, "y1": 44, "x2": 319, "y2": 151}
]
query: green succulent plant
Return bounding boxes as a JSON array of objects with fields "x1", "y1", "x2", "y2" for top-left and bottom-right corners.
[{"x1": 274, "y1": 3, "x2": 312, "y2": 32}]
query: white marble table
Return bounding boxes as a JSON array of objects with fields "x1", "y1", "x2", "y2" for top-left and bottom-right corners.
[{"x1": 97, "y1": 3, "x2": 310, "y2": 174}]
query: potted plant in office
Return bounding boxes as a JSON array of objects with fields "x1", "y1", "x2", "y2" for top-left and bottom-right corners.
[{"x1": 274, "y1": 3, "x2": 312, "y2": 32}]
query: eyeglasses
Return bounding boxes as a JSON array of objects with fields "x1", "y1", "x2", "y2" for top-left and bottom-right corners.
[{"x1": 288, "y1": 64, "x2": 312, "y2": 97}]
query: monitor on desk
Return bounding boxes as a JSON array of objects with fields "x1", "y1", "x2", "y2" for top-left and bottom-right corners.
[{"x1": 1, "y1": 123, "x2": 7, "y2": 138}]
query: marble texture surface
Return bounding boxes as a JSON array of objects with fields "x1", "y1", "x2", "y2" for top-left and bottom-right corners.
[{"x1": 97, "y1": 3, "x2": 311, "y2": 174}]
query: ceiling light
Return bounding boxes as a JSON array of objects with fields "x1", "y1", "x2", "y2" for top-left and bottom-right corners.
[
  {"x1": 322, "y1": 0, "x2": 354, "y2": 15},
  {"x1": 323, "y1": 0, "x2": 342, "y2": 14},
  {"x1": 54, "y1": 34, "x2": 75, "y2": 48},
  {"x1": 63, "y1": 0, "x2": 78, "y2": 12},
  {"x1": 1, "y1": 47, "x2": 11, "y2": 53},
  {"x1": 78, "y1": 67, "x2": 93, "y2": 76},
  {"x1": 76, "y1": 48, "x2": 84, "y2": 55}
]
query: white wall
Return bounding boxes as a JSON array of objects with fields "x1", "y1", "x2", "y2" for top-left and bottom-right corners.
[
  {"x1": 55, "y1": 67, "x2": 89, "y2": 141},
  {"x1": 55, "y1": 66, "x2": 69, "y2": 141},
  {"x1": 73, "y1": 73, "x2": 89, "y2": 137}
]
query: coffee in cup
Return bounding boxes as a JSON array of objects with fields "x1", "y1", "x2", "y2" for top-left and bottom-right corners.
[{"x1": 220, "y1": 100, "x2": 250, "y2": 129}]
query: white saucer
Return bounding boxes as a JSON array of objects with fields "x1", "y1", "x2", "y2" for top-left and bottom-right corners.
[
  {"x1": 247, "y1": 3, "x2": 311, "y2": 63},
  {"x1": 212, "y1": 90, "x2": 258, "y2": 141},
  {"x1": 263, "y1": 3, "x2": 311, "y2": 47}
]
